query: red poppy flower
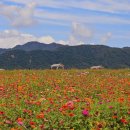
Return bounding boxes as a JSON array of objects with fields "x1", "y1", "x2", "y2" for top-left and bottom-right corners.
[{"x1": 120, "y1": 118, "x2": 128, "y2": 124}]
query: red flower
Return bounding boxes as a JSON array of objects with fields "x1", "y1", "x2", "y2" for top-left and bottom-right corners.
[
  {"x1": 66, "y1": 101, "x2": 75, "y2": 110},
  {"x1": 113, "y1": 116, "x2": 118, "y2": 119},
  {"x1": 17, "y1": 118, "x2": 23, "y2": 125},
  {"x1": 69, "y1": 113, "x2": 75, "y2": 117},
  {"x1": 0, "y1": 87, "x2": 4, "y2": 91},
  {"x1": 0, "y1": 111, "x2": 4, "y2": 115},
  {"x1": 36, "y1": 113, "x2": 44, "y2": 119},
  {"x1": 98, "y1": 123, "x2": 103, "y2": 128},
  {"x1": 128, "y1": 111, "x2": 130, "y2": 115},
  {"x1": 120, "y1": 118, "x2": 128, "y2": 124},
  {"x1": 40, "y1": 124, "x2": 44, "y2": 129},
  {"x1": 118, "y1": 97, "x2": 125, "y2": 103},
  {"x1": 17, "y1": 118, "x2": 23, "y2": 121},
  {"x1": 30, "y1": 121, "x2": 35, "y2": 125}
]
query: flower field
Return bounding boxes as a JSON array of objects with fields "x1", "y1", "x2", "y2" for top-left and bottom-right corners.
[{"x1": 0, "y1": 69, "x2": 130, "y2": 130}]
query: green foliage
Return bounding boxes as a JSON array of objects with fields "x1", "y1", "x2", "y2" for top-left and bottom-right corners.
[{"x1": 0, "y1": 45, "x2": 130, "y2": 69}]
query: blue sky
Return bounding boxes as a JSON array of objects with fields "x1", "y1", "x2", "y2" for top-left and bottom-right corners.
[{"x1": 0, "y1": 0, "x2": 130, "y2": 48}]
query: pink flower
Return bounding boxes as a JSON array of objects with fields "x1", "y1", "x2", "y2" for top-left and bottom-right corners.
[
  {"x1": 82, "y1": 109, "x2": 89, "y2": 116},
  {"x1": 109, "y1": 106, "x2": 113, "y2": 109},
  {"x1": 0, "y1": 87, "x2": 4, "y2": 91},
  {"x1": 66, "y1": 101, "x2": 75, "y2": 110},
  {"x1": 5, "y1": 120, "x2": 12, "y2": 124},
  {"x1": 17, "y1": 121, "x2": 23, "y2": 125},
  {"x1": 99, "y1": 102, "x2": 103, "y2": 104},
  {"x1": 66, "y1": 101, "x2": 74, "y2": 107}
]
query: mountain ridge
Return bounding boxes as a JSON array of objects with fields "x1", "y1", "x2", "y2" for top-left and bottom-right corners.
[
  {"x1": 0, "y1": 41, "x2": 68, "y2": 54},
  {"x1": 0, "y1": 41, "x2": 129, "y2": 53},
  {"x1": 13, "y1": 41, "x2": 67, "y2": 51},
  {"x1": 0, "y1": 42, "x2": 130, "y2": 69}
]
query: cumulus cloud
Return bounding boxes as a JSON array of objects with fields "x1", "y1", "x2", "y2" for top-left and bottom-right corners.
[
  {"x1": 68, "y1": 22, "x2": 112, "y2": 46},
  {"x1": 0, "y1": 30, "x2": 67, "y2": 48},
  {"x1": 38, "y1": 36, "x2": 55, "y2": 44},
  {"x1": 100, "y1": 32, "x2": 112, "y2": 45},
  {"x1": 0, "y1": 30, "x2": 36, "y2": 48},
  {"x1": 0, "y1": 2, "x2": 37, "y2": 27},
  {"x1": 69, "y1": 22, "x2": 94, "y2": 45}
]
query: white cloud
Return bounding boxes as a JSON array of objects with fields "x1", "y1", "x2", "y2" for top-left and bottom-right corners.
[
  {"x1": 1, "y1": 0, "x2": 130, "y2": 28},
  {"x1": 0, "y1": 2, "x2": 37, "y2": 27},
  {"x1": 100, "y1": 32, "x2": 112, "y2": 45},
  {"x1": 6, "y1": 0, "x2": 130, "y2": 14},
  {"x1": 0, "y1": 1, "x2": 129, "y2": 47},
  {"x1": 0, "y1": 30, "x2": 67, "y2": 48},
  {"x1": 58, "y1": 40, "x2": 67, "y2": 45},
  {"x1": 38, "y1": 36, "x2": 55, "y2": 44},
  {"x1": 35, "y1": 9, "x2": 130, "y2": 26},
  {"x1": 0, "y1": 30, "x2": 36, "y2": 48},
  {"x1": 69, "y1": 22, "x2": 94, "y2": 45}
]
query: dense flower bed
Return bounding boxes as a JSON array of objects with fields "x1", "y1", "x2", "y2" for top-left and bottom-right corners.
[{"x1": 0, "y1": 69, "x2": 130, "y2": 129}]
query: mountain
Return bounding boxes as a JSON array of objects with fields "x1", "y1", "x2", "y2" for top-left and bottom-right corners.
[
  {"x1": 0, "y1": 41, "x2": 67, "y2": 54},
  {"x1": 0, "y1": 48, "x2": 10, "y2": 54},
  {"x1": 13, "y1": 41, "x2": 66, "y2": 51},
  {"x1": 0, "y1": 44, "x2": 130, "y2": 69}
]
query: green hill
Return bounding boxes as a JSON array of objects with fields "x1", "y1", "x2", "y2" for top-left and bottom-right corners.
[{"x1": 0, "y1": 44, "x2": 130, "y2": 69}]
